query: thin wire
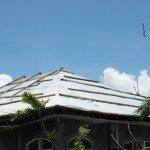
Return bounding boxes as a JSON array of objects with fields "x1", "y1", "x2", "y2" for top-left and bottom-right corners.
[
  {"x1": 111, "y1": 133, "x2": 126, "y2": 150},
  {"x1": 127, "y1": 124, "x2": 145, "y2": 149}
]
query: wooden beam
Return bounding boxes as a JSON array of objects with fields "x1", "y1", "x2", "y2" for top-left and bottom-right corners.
[{"x1": 59, "y1": 93, "x2": 138, "y2": 108}]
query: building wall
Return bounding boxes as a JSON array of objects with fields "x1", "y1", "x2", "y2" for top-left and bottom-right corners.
[
  {"x1": 56, "y1": 118, "x2": 110, "y2": 150},
  {"x1": 0, "y1": 128, "x2": 18, "y2": 150},
  {"x1": 0, "y1": 117, "x2": 150, "y2": 150},
  {"x1": 118, "y1": 124, "x2": 150, "y2": 143},
  {"x1": 21, "y1": 118, "x2": 110, "y2": 150},
  {"x1": 110, "y1": 123, "x2": 150, "y2": 150},
  {"x1": 21, "y1": 118, "x2": 55, "y2": 150}
]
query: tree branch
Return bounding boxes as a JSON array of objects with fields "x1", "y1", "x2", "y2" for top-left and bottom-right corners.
[{"x1": 142, "y1": 23, "x2": 150, "y2": 37}]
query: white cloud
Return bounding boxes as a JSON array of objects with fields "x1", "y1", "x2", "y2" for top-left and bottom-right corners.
[
  {"x1": 0, "y1": 74, "x2": 13, "y2": 87},
  {"x1": 100, "y1": 67, "x2": 150, "y2": 96}
]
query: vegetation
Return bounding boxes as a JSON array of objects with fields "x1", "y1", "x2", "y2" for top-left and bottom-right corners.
[
  {"x1": 12, "y1": 92, "x2": 91, "y2": 150},
  {"x1": 11, "y1": 90, "x2": 150, "y2": 150},
  {"x1": 73, "y1": 124, "x2": 90, "y2": 150},
  {"x1": 11, "y1": 108, "x2": 31, "y2": 122},
  {"x1": 11, "y1": 92, "x2": 55, "y2": 142},
  {"x1": 136, "y1": 97, "x2": 150, "y2": 120}
]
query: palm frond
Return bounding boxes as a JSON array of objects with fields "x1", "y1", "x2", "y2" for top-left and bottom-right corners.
[
  {"x1": 22, "y1": 92, "x2": 49, "y2": 112},
  {"x1": 11, "y1": 108, "x2": 31, "y2": 122}
]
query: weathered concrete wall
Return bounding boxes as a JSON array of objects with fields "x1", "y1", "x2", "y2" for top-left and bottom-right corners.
[
  {"x1": 0, "y1": 118, "x2": 111, "y2": 150},
  {"x1": 54, "y1": 118, "x2": 111, "y2": 150},
  {"x1": 21, "y1": 118, "x2": 55, "y2": 150},
  {"x1": 118, "y1": 124, "x2": 150, "y2": 143},
  {"x1": 0, "y1": 128, "x2": 18, "y2": 150},
  {"x1": 109, "y1": 123, "x2": 150, "y2": 150},
  {"x1": 1, "y1": 117, "x2": 150, "y2": 150}
]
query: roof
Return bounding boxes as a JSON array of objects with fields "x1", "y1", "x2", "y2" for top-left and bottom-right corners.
[{"x1": 0, "y1": 68, "x2": 145, "y2": 118}]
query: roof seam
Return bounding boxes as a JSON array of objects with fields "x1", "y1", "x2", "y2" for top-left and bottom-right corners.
[
  {"x1": 59, "y1": 93, "x2": 139, "y2": 108},
  {"x1": 61, "y1": 78, "x2": 144, "y2": 98},
  {"x1": 68, "y1": 88, "x2": 144, "y2": 101},
  {"x1": 0, "y1": 94, "x2": 56, "y2": 106},
  {"x1": 0, "y1": 76, "x2": 26, "y2": 91},
  {"x1": 64, "y1": 75, "x2": 99, "y2": 83},
  {"x1": 10, "y1": 69, "x2": 60, "y2": 96},
  {"x1": 0, "y1": 73, "x2": 41, "y2": 96}
]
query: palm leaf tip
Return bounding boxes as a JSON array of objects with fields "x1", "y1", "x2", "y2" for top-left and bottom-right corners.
[
  {"x1": 11, "y1": 108, "x2": 31, "y2": 122},
  {"x1": 22, "y1": 92, "x2": 49, "y2": 111}
]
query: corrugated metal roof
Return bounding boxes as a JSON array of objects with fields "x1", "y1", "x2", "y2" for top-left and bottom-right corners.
[{"x1": 0, "y1": 68, "x2": 145, "y2": 117}]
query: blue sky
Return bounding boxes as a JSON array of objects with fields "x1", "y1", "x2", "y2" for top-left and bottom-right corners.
[{"x1": 0, "y1": 0, "x2": 150, "y2": 81}]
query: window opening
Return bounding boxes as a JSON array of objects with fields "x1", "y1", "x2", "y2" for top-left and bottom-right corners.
[{"x1": 27, "y1": 138, "x2": 53, "y2": 150}]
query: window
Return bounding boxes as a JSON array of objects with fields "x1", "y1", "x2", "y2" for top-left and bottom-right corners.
[
  {"x1": 68, "y1": 137, "x2": 93, "y2": 150},
  {"x1": 123, "y1": 141, "x2": 150, "y2": 150},
  {"x1": 26, "y1": 138, "x2": 53, "y2": 150}
]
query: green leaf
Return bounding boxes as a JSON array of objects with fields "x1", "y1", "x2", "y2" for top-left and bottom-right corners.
[
  {"x1": 11, "y1": 108, "x2": 31, "y2": 122},
  {"x1": 73, "y1": 124, "x2": 90, "y2": 150},
  {"x1": 136, "y1": 97, "x2": 150, "y2": 120},
  {"x1": 22, "y1": 92, "x2": 49, "y2": 112},
  {"x1": 79, "y1": 124, "x2": 90, "y2": 137}
]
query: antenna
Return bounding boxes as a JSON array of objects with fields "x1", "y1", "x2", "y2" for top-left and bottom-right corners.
[{"x1": 142, "y1": 23, "x2": 150, "y2": 37}]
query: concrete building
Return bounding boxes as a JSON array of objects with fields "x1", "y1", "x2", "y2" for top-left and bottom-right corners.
[{"x1": 0, "y1": 68, "x2": 149, "y2": 150}]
